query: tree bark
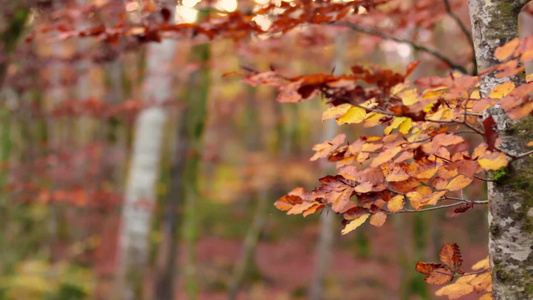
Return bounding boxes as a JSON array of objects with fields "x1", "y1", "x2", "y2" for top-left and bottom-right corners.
[
  {"x1": 117, "y1": 36, "x2": 177, "y2": 300},
  {"x1": 468, "y1": 1, "x2": 533, "y2": 299}
]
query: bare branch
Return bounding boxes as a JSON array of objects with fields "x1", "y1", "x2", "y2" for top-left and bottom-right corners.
[
  {"x1": 335, "y1": 22, "x2": 469, "y2": 74},
  {"x1": 385, "y1": 199, "x2": 488, "y2": 214},
  {"x1": 443, "y1": 0, "x2": 477, "y2": 74}
]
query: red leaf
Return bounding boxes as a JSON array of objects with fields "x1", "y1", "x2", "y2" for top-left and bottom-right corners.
[{"x1": 483, "y1": 115, "x2": 498, "y2": 151}]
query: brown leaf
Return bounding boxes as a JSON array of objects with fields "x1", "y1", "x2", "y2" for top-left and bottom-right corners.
[
  {"x1": 416, "y1": 262, "x2": 445, "y2": 275},
  {"x1": 426, "y1": 267, "x2": 454, "y2": 284},
  {"x1": 439, "y1": 243, "x2": 463, "y2": 268}
]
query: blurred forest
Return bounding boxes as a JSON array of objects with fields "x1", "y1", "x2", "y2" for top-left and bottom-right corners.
[{"x1": 0, "y1": 0, "x2": 532, "y2": 300}]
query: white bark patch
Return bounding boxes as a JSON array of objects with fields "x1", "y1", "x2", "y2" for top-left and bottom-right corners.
[{"x1": 501, "y1": 225, "x2": 532, "y2": 261}]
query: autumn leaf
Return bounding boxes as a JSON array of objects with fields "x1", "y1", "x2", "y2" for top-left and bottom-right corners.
[
  {"x1": 440, "y1": 243, "x2": 463, "y2": 269},
  {"x1": 341, "y1": 213, "x2": 370, "y2": 235},
  {"x1": 470, "y1": 271, "x2": 492, "y2": 292},
  {"x1": 478, "y1": 152, "x2": 508, "y2": 170},
  {"x1": 322, "y1": 103, "x2": 352, "y2": 121},
  {"x1": 354, "y1": 181, "x2": 373, "y2": 193},
  {"x1": 274, "y1": 187, "x2": 308, "y2": 211},
  {"x1": 370, "y1": 146, "x2": 403, "y2": 168},
  {"x1": 387, "y1": 195, "x2": 405, "y2": 212},
  {"x1": 423, "y1": 266, "x2": 454, "y2": 284},
  {"x1": 494, "y1": 38, "x2": 520, "y2": 61},
  {"x1": 446, "y1": 175, "x2": 473, "y2": 191},
  {"x1": 421, "y1": 190, "x2": 447, "y2": 206},
  {"x1": 310, "y1": 134, "x2": 346, "y2": 161},
  {"x1": 489, "y1": 81, "x2": 515, "y2": 98},
  {"x1": 369, "y1": 211, "x2": 387, "y2": 227},
  {"x1": 472, "y1": 257, "x2": 489, "y2": 270},
  {"x1": 416, "y1": 262, "x2": 445, "y2": 275},
  {"x1": 337, "y1": 106, "x2": 366, "y2": 124},
  {"x1": 436, "y1": 282, "x2": 474, "y2": 299}
]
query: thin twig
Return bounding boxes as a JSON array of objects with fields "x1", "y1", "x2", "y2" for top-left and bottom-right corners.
[
  {"x1": 386, "y1": 199, "x2": 488, "y2": 214},
  {"x1": 442, "y1": 0, "x2": 477, "y2": 74},
  {"x1": 335, "y1": 22, "x2": 469, "y2": 74},
  {"x1": 352, "y1": 103, "x2": 460, "y2": 124},
  {"x1": 510, "y1": 149, "x2": 533, "y2": 161}
]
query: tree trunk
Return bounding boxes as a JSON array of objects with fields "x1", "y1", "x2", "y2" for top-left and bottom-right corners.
[
  {"x1": 117, "y1": 36, "x2": 177, "y2": 300},
  {"x1": 154, "y1": 34, "x2": 210, "y2": 300},
  {"x1": 468, "y1": 1, "x2": 533, "y2": 299}
]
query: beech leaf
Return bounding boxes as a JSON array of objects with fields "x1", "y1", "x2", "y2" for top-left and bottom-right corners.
[
  {"x1": 341, "y1": 213, "x2": 370, "y2": 235},
  {"x1": 369, "y1": 211, "x2": 387, "y2": 227},
  {"x1": 446, "y1": 175, "x2": 473, "y2": 191}
]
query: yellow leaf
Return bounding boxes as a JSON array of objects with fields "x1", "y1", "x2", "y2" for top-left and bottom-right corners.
[
  {"x1": 478, "y1": 152, "x2": 508, "y2": 171},
  {"x1": 322, "y1": 104, "x2": 352, "y2": 121},
  {"x1": 446, "y1": 175, "x2": 474, "y2": 191},
  {"x1": 472, "y1": 257, "x2": 490, "y2": 270},
  {"x1": 423, "y1": 87, "x2": 446, "y2": 99},
  {"x1": 341, "y1": 213, "x2": 370, "y2": 235},
  {"x1": 470, "y1": 90, "x2": 481, "y2": 99},
  {"x1": 489, "y1": 81, "x2": 515, "y2": 99},
  {"x1": 527, "y1": 140, "x2": 533, "y2": 147},
  {"x1": 400, "y1": 89, "x2": 420, "y2": 105},
  {"x1": 435, "y1": 282, "x2": 474, "y2": 299},
  {"x1": 337, "y1": 106, "x2": 366, "y2": 124},
  {"x1": 385, "y1": 117, "x2": 407, "y2": 134},
  {"x1": 387, "y1": 195, "x2": 405, "y2": 212},
  {"x1": 399, "y1": 118, "x2": 412, "y2": 134}
]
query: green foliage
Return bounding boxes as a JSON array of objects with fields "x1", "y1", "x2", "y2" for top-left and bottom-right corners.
[{"x1": 0, "y1": 260, "x2": 94, "y2": 300}]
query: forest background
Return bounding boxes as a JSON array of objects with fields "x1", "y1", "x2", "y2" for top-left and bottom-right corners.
[{"x1": 0, "y1": 0, "x2": 532, "y2": 300}]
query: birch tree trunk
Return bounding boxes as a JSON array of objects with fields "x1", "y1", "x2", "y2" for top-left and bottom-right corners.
[
  {"x1": 117, "y1": 36, "x2": 177, "y2": 300},
  {"x1": 468, "y1": 1, "x2": 533, "y2": 299}
]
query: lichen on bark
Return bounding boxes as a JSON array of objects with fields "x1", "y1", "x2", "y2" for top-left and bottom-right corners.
[{"x1": 468, "y1": 0, "x2": 533, "y2": 299}]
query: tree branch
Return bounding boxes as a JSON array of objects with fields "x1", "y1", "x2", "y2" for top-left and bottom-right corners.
[
  {"x1": 443, "y1": 0, "x2": 477, "y2": 74},
  {"x1": 385, "y1": 200, "x2": 488, "y2": 214},
  {"x1": 334, "y1": 22, "x2": 469, "y2": 74}
]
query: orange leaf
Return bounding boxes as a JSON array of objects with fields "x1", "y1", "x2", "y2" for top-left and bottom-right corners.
[
  {"x1": 369, "y1": 211, "x2": 387, "y2": 227},
  {"x1": 387, "y1": 195, "x2": 405, "y2": 213},
  {"x1": 470, "y1": 271, "x2": 492, "y2": 292},
  {"x1": 436, "y1": 282, "x2": 474, "y2": 299},
  {"x1": 371, "y1": 146, "x2": 402, "y2": 168},
  {"x1": 472, "y1": 257, "x2": 490, "y2": 270},
  {"x1": 421, "y1": 190, "x2": 447, "y2": 206},
  {"x1": 446, "y1": 175, "x2": 473, "y2": 191},
  {"x1": 494, "y1": 38, "x2": 520, "y2": 61},
  {"x1": 507, "y1": 102, "x2": 533, "y2": 120}
]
